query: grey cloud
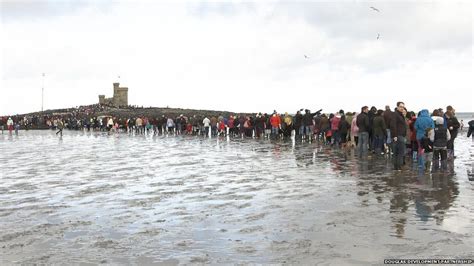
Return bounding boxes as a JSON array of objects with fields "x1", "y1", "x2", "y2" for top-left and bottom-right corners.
[
  {"x1": 183, "y1": 1, "x2": 471, "y2": 74},
  {"x1": 276, "y1": 2, "x2": 472, "y2": 52},
  {"x1": 0, "y1": 0, "x2": 111, "y2": 22},
  {"x1": 187, "y1": 2, "x2": 471, "y2": 53},
  {"x1": 187, "y1": 2, "x2": 255, "y2": 18}
]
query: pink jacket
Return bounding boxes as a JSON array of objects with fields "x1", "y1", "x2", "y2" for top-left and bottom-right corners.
[{"x1": 351, "y1": 115, "x2": 359, "y2": 137}]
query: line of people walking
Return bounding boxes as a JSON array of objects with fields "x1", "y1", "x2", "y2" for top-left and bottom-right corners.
[
  {"x1": 354, "y1": 102, "x2": 461, "y2": 172},
  {"x1": 2, "y1": 103, "x2": 472, "y2": 173}
]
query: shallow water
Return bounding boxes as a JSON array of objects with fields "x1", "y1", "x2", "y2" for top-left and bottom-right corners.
[{"x1": 1, "y1": 130, "x2": 473, "y2": 264}]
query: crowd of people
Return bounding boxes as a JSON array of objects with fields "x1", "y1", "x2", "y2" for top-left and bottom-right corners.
[
  {"x1": 0, "y1": 103, "x2": 144, "y2": 133},
  {"x1": 1, "y1": 102, "x2": 473, "y2": 173}
]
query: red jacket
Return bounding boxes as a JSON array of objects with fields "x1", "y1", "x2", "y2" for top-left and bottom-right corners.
[
  {"x1": 408, "y1": 117, "x2": 417, "y2": 141},
  {"x1": 270, "y1": 115, "x2": 281, "y2": 127},
  {"x1": 219, "y1": 121, "x2": 226, "y2": 130},
  {"x1": 331, "y1": 116, "x2": 341, "y2": 131}
]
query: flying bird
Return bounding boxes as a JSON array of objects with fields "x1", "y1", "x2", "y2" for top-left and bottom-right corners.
[
  {"x1": 370, "y1": 6, "x2": 380, "y2": 12},
  {"x1": 304, "y1": 55, "x2": 309, "y2": 59},
  {"x1": 377, "y1": 34, "x2": 380, "y2": 40}
]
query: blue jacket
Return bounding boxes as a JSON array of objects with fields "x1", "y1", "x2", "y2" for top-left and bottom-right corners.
[{"x1": 414, "y1": 109, "x2": 434, "y2": 140}]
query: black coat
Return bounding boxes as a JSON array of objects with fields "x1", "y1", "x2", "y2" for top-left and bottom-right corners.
[
  {"x1": 421, "y1": 136, "x2": 433, "y2": 152},
  {"x1": 356, "y1": 112, "x2": 370, "y2": 133},
  {"x1": 467, "y1": 120, "x2": 474, "y2": 138},
  {"x1": 294, "y1": 113, "x2": 303, "y2": 128},
  {"x1": 390, "y1": 110, "x2": 407, "y2": 137},
  {"x1": 446, "y1": 116, "x2": 460, "y2": 139},
  {"x1": 372, "y1": 116, "x2": 386, "y2": 137},
  {"x1": 338, "y1": 119, "x2": 350, "y2": 134},
  {"x1": 303, "y1": 113, "x2": 313, "y2": 126},
  {"x1": 383, "y1": 110, "x2": 392, "y2": 128},
  {"x1": 368, "y1": 111, "x2": 376, "y2": 133}
]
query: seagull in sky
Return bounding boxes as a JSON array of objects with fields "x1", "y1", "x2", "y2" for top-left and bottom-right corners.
[
  {"x1": 304, "y1": 55, "x2": 309, "y2": 59},
  {"x1": 370, "y1": 6, "x2": 380, "y2": 12},
  {"x1": 377, "y1": 34, "x2": 380, "y2": 40}
]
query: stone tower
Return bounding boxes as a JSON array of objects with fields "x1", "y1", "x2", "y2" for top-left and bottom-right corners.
[
  {"x1": 98, "y1": 95, "x2": 105, "y2": 105},
  {"x1": 113, "y1": 83, "x2": 128, "y2": 107},
  {"x1": 98, "y1": 82, "x2": 129, "y2": 107}
]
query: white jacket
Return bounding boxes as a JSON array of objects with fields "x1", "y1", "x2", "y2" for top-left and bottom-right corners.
[{"x1": 203, "y1": 118, "x2": 210, "y2": 127}]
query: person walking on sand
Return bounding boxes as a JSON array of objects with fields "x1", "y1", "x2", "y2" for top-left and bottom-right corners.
[
  {"x1": 14, "y1": 121, "x2": 20, "y2": 136},
  {"x1": 390, "y1": 102, "x2": 408, "y2": 171},
  {"x1": 210, "y1": 116, "x2": 218, "y2": 137},
  {"x1": 264, "y1": 113, "x2": 271, "y2": 139},
  {"x1": 255, "y1": 113, "x2": 265, "y2": 138},
  {"x1": 444, "y1": 106, "x2": 460, "y2": 160},
  {"x1": 167, "y1": 117, "x2": 175, "y2": 135},
  {"x1": 383, "y1": 105, "x2": 393, "y2": 154},
  {"x1": 372, "y1": 110, "x2": 386, "y2": 155},
  {"x1": 7, "y1": 117, "x2": 14, "y2": 135},
  {"x1": 107, "y1": 117, "x2": 114, "y2": 132},
  {"x1": 270, "y1": 112, "x2": 281, "y2": 139},
  {"x1": 351, "y1": 113, "x2": 359, "y2": 147},
  {"x1": 303, "y1": 109, "x2": 314, "y2": 141},
  {"x1": 331, "y1": 110, "x2": 343, "y2": 147},
  {"x1": 228, "y1": 115, "x2": 235, "y2": 137},
  {"x1": 202, "y1": 117, "x2": 210, "y2": 137},
  {"x1": 56, "y1": 119, "x2": 64, "y2": 137},
  {"x1": 136, "y1": 117, "x2": 143, "y2": 134},
  {"x1": 356, "y1": 106, "x2": 370, "y2": 156},
  {"x1": 368, "y1": 106, "x2": 377, "y2": 152},
  {"x1": 294, "y1": 110, "x2": 303, "y2": 141},
  {"x1": 467, "y1": 117, "x2": 474, "y2": 139},
  {"x1": 0, "y1": 117, "x2": 4, "y2": 134},
  {"x1": 421, "y1": 128, "x2": 434, "y2": 171},
  {"x1": 338, "y1": 113, "x2": 350, "y2": 149},
  {"x1": 414, "y1": 109, "x2": 434, "y2": 168},
  {"x1": 430, "y1": 117, "x2": 451, "y2": 172},
  {"x1": 320, "y1": 114, "x2": 330, "y2": 144},
  {"x1": 283, "y1": 112, "x2": 293, "y2": 138}
]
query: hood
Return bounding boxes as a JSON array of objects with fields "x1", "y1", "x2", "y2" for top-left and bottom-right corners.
[
  {"x1": 434, "y1": 116, "x2": 444, "y2": 125},
  {"x1": 419, "y1": 109, "x2": 430, "y2": 118}
]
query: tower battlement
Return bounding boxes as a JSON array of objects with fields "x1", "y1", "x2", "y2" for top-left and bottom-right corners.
[{"x1": 98, "y1": 83, "x2": 128, "y2": 107}]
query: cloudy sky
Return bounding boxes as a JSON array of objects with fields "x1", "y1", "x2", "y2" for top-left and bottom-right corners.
[{"x1": 1, "y1": 0, "x2": 472, "y2": 115}]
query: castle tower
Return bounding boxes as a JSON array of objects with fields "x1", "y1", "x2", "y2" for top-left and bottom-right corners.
[
  {"x1": 99, "y1": 82, "x2": 128, "y2": 107},
  {"x1": 112, "y1": 82, "x2": 128, "y2": 107},
  {"x1": 113, "y1": 82, "x2": 120, "y2": 93}
]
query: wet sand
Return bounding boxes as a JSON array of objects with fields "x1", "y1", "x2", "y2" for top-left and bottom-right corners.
[{"x1": 1, "y1": 131, "x2": 473, "y2": 264}]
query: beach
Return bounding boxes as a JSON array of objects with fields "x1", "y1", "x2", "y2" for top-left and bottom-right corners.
[{"x1": 0, "y1": 130, "x2": 473, "y2": 264}]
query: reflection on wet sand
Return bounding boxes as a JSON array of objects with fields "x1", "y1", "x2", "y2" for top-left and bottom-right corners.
[
  {"x1": 291, "y1": 142, "x2": 463, "y2": 239},
  {"x1": 0, "y1": 131, "x2": 472, "y2": 264}
]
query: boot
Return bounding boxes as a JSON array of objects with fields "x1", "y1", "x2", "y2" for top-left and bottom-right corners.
[
  {"x1": 447, "y1": 149, "x2": 454, "y2": 160},
  {"x1": 418, "y1": 156, "x2": 425, "y2": 170},
  {"x1": 441, "y1": 160, "x2": 447, "y2": 171},
  {"x1": 424, "y1": 161, "x2": 431, "y2": 172},
  {"x1": 432, "y1": 160, "x2": 440, "y2": 172}
]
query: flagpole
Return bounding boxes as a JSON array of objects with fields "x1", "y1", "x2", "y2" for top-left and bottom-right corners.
[{"x1": 42, "y1": 73, "x2": 45, "y2": 112}]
